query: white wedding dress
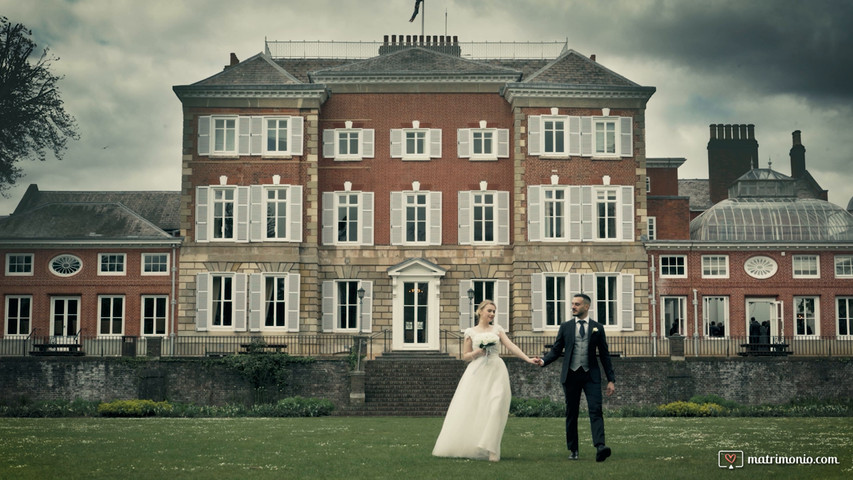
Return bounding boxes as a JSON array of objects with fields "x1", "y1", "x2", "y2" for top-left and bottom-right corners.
[{"x1": 432, "y1": 325, "x2": 511, "y2": 461}]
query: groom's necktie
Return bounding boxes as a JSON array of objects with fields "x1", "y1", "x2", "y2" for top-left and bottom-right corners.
[{"x1": 579, "y1": 320, "x2": 586, "y2": 339}]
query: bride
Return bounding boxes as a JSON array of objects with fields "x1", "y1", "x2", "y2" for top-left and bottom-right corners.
[{"x1": 432, "y1": 299, "x2": 540, "y2": 462}]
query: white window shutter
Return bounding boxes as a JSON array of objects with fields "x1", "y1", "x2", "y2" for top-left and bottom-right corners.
[
  {"x1": 621, "y1": 186, "x2": 635, "y2": 241},
  {"x1": 621, "y1": 274, "x2": 634, "y2": 331},
  {"x1": 497, "y1": 191, "x2": 510, "y2": 245},
  {"x1": 359, "y1": 280, "x2": 372, "y2": 333},
  {"x1": 580, "y1": 117, "x2": 593, "y2": 156},
  {"x1": 250, "y1": 116, "x2": 263, "y2": 154},
  {"x1": 496, "y1": 279, "x2": 510, "y2": 331},
  {"x1": 569, "y1": 186, "x2": 582, "y2": 241},
  {"x1": 429, "y1": 129, "x2": 442, "y2": 158},
  {"x1": 497, "y1": 128, "x2": 510, "y2": 158},
  {"x1": 322, "y1": 281, "x2": 335, "y2": 331},
  {"x1": 459, "y1": 280, "x2": 473, "y2": 330},
  {"x1": 361, "y1": 192, "x2": 374, "y2": 245},
  {"x1": 195, "y1": 273, "x2": 209, "y2": 331},
  {"x1": 249, "y1": 185, "x2": 263, "y2": 242},
  {"x1": 390, "y1": 129, "x2": 403, "y2": 158},
  {"x1": 531, "y1": 273, "x2": 544, "y2": 331},
  {"x1": 290, "y1": 116, "x2": 304, "y2": 156},
  {"x1": 362, "y1": 129, "x2": 375, "y2": 158},
  {"x1": 236, "y1": 186, "x2": 250, "y2": 243},
  {"x1": 581, "y1": 273, "x2": 595, "y2": 320},
  {"x1": 287, "y1": 273, "x2": 300, "y2": 332},
  {"x1": 457, "y1": 129, "x2": 470, "y2": 158},
  {"x1": 195, "y1": 186, "x2": 209, "y2": 243},
  {"x1": 390, "y1": 191, "x2": 403, "y2": 245},
  {"x1": 457, "y1": 191, "x2": 471, "y2": 245},
  {"x1": 234, "y1": 273, "x2": 247, "y2": 331},
  {"x1": 581, "y1": 186, "x2": 594, "y2": 241},
  {"x1": 197, "y1": 116, "x2": 210, "y2": 155},
  {"x1": 429, "y1": 191, "x2": 442, "y2": 245},
  {"x1": 569, "y1": 273, "x2": 582, "y2": 306},
  {"x1": 620, "y1": 117, "x2": 633, "y2": 157},
  {"x1": 290, "y1": 185, "x2": 303, "y2": 242},
  {"x1": 527, "y1": 186, "x2": 541, "y2": 242},
  {"x1": 568, "y1": 116, "x2": 581, "y2": 156},
  {"x1": 238, "y1": 116, "x2": 251, "y2": 155},
  {"x1": 322, "y1": 129, "x2": 336, "y2": 159},
  {"x1": 322, "y1": 192, "x2": 335, "y2": 245},
  {"x1": 527, "y1": 116, "x2": 541, "y2": 156},
  {"x1": 248, "y1": 274, "x2": 262, "y2": 332}
]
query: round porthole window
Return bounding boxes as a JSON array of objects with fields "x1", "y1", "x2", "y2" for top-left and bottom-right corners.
[
  {"x1": 744, "y1": 255, "x2": 777, "y2": 279},
  {"x1": 50, "y1": 254, "x2": 82, "y2": 277}
]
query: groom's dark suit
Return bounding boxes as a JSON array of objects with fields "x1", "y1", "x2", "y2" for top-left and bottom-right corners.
[{"x1": 542, "y1": 317, "x2": 616, "y2": 454}]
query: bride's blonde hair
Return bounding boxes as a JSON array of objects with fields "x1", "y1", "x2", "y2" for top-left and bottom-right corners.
[{"x1": 475, "y1": 299, "x2": 496, "y2": 325}]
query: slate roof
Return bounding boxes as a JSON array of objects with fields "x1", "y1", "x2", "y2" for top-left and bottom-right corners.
[
  {"x1": 523, "y1": 49, "x2": 638, "y2": 87},
  {"x1": 9, "y1": 185, "x2": 181, "y2": 235},
  {"x1": 193, "y1": 52, "x2": 301, "y2": 86},
  {"x1": 0, "y1": 202, "x2": 177, "y2": 242},
  {"x1": 678, "y1": 179, "x2": 713, "y2": 213}
]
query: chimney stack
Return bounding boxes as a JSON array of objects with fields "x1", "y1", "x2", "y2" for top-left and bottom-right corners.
[
  {"x1": 707, "y1": 123, "x2": 759, "y2": 204},
  {"x1": 790, "y1": 130, "x2": 806, "y2": 178}
]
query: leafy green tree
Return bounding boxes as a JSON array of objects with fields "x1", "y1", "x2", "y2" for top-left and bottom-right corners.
[{"x1": 0, "y1": 17, "x2": 79, "y2": 195}]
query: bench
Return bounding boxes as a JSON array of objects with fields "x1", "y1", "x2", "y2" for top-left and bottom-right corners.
[
  {"x1": 239, "y1": 343, "x2": 288, "y2": 354},
  {"x1": 738, "y1": 343, "x2": 791, "y2": 357},
  {"x1": 31, "y1": 343, "x2": 84, "y2": 356}
]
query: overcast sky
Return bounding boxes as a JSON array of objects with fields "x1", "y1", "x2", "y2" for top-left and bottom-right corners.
[{"x1": 2, "y1": 0, "x2": 852, "y2": 215}]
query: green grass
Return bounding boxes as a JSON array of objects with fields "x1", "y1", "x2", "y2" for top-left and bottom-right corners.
[{"x1": 0, "y1": 417, "x2": 850, "y2": 479}]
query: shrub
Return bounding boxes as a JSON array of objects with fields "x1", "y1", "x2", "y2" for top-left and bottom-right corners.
[
  {"x1": 249, "y1": 397, "x2": 335, "y2": 417},
  {"x1": 97, "y1": 399, "x2": 173, "y2": 417},
  {"x1": 510, "y1": 397, "x2": 565, "y2": 417},
  {"x1": 657, "y1": 401, "x2": 727, "y2": 417},
  {"x1": 688, "y1": 394, "x2": 740, "y2": 410}
]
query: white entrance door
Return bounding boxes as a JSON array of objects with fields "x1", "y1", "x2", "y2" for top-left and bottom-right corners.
[
  {"x1": 388, "y1": 258, "x2": 446, "y2": 351},
  {"x1": 403, "y1": 281, "x2": 429, "y2": 347},
  {"x1": 746, "y1": 298, "x2": 781, "y2": 341},
  {"x1": 50, "y1": 296, "x2": 80, "y2": 342}
]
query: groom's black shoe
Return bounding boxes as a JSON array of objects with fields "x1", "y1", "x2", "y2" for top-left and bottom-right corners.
[
  {"x1": 596, "y1": 445, "x2": 611, "y2": 462},
  {"x1": 569, "y1": 451, "x2": 579, "y2": 460}
]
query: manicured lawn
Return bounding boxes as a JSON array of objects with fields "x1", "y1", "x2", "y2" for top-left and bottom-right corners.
[{"x1": 0, "y1": 417, "x2": 850, "y2": 479}]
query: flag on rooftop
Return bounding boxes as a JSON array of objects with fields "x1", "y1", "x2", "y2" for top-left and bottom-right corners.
[{"x1": 409, "y1": 0, "x2": 423, "y2": 22}]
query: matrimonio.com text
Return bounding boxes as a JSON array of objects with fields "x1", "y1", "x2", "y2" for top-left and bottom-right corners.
[{"x1": 719, "y1": 450, "x2": 841, "y2": 469}]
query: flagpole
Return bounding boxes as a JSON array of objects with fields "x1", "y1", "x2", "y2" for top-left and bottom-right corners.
[{"x1": 421, "y1": 0, "x2": 425, "y2": 37}]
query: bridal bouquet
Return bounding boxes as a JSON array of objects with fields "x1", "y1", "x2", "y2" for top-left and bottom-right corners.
[{"x1": 478, "y1": 332, "x2": 500, "y2": 351}]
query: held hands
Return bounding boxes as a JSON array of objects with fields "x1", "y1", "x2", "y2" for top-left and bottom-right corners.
[{"x1": 526, "y1": 356, "x2": 541, "y2": 365}]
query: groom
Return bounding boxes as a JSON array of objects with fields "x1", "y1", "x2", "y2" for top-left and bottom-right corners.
[{"x1": 538, "y1": 293, "x2": 616, "y2": 462}]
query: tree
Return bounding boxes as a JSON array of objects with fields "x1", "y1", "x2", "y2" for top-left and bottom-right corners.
[{"x1": 0, "y1": 17, "x2": 79, "y2": 195}]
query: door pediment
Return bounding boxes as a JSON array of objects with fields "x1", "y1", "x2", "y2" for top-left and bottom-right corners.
[{"x1": 387, "y1": 257, "x2": 446, "y2": 278}]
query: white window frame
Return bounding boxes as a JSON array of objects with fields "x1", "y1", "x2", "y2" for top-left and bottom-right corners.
[
  {"x1": 646, "y1": 176, "x2": 651, "y2": 193},
  {"x1": 458, "y1": 279, "x2": 511, "y2": 331},
  {"x1": 97, "y1": 295, "x2": 125, "y2": 337},
  {"x1": 98, "y1": 253, "x2": 126, "y2": 276},
  {"x1": 660, "y1": 255, "x2": 687, "y2": 278},
  {"x1": 5, "y1": 253, "x2": 33, "y2": 276},
  {"x1": 792, "y1": 254, "x2": 820, "y2": 279},
  {"x1": 837, "y1": 296, "x2": 853, "y2": 337},
  {"x1": 531, "y1": 272, "x2": 634, "y2": 332},
  {"x1": 794, "y1": 296, "x2": 819, "y2": 337},
  {"x1": 141, "y1": 295, "x2": 169, "y2": 336},
  {"x1": 457, "y1": 128, "x2": 509, "y2": 161},
  {"x1": 195, "y1": 186, "x2": 250, "y2": 243},
  {"x1": 323, "y1": 127, "x2": 375, "y2": 161},
  {"x1": 701, "y1": 255, "x2": 730, "y2": 279},
  {"x1": 647, "y1": 216, "x2": 657, "y2": 240},
  {"x1": 142, "y1": 253, "x2": 170, "y2": 276},
  {"x1": 834, "y1": 255, "x2": 853, "y2": 278},
  {"x1": 703, "y1": 296, "x2": 730, "y2": 338},
  {"x1": 390, "y1": 125, "x2": 442, "y2": 161},
  {"x1": 595, "y1": 188, "x2": 619, "y2": 241},
  {"x1": 195, "y1": 272, "x2": 248, "y2": 332},
  {"x1": 321, "y1": 279, "x2": 373, "y2": 333},
  {"x1": 390, "y1": 190, "x2": 441, "y2": 246},
  {"x1": 250, "y1": 185, "x2": 303, "y2": 243},
  {"x1": 5, "y1": 295, "x2": 32, "y2": 337},
  {"x1": 528, "y1": 114, "x2": 632, "y2": 158},
  {"x1": 528, "y1": 185, "x2": 634, "y2": 242},
  {"x1": 662, "y1": 296, "x2": 687, "y2": 336},
  {"x1": 458, "y1": 190, "x2": 510, "y2": 245},
  {"x1": 197, "y1": 115, "x2": 304, "y2": 157},
  {"x1": 322, "y1": 191, "x2": 374, "y2": 246}
]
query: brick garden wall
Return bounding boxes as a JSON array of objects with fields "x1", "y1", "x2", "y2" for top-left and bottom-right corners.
[{"x1": 1, "y1": 356, "x2": 850, "y2": 410}]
